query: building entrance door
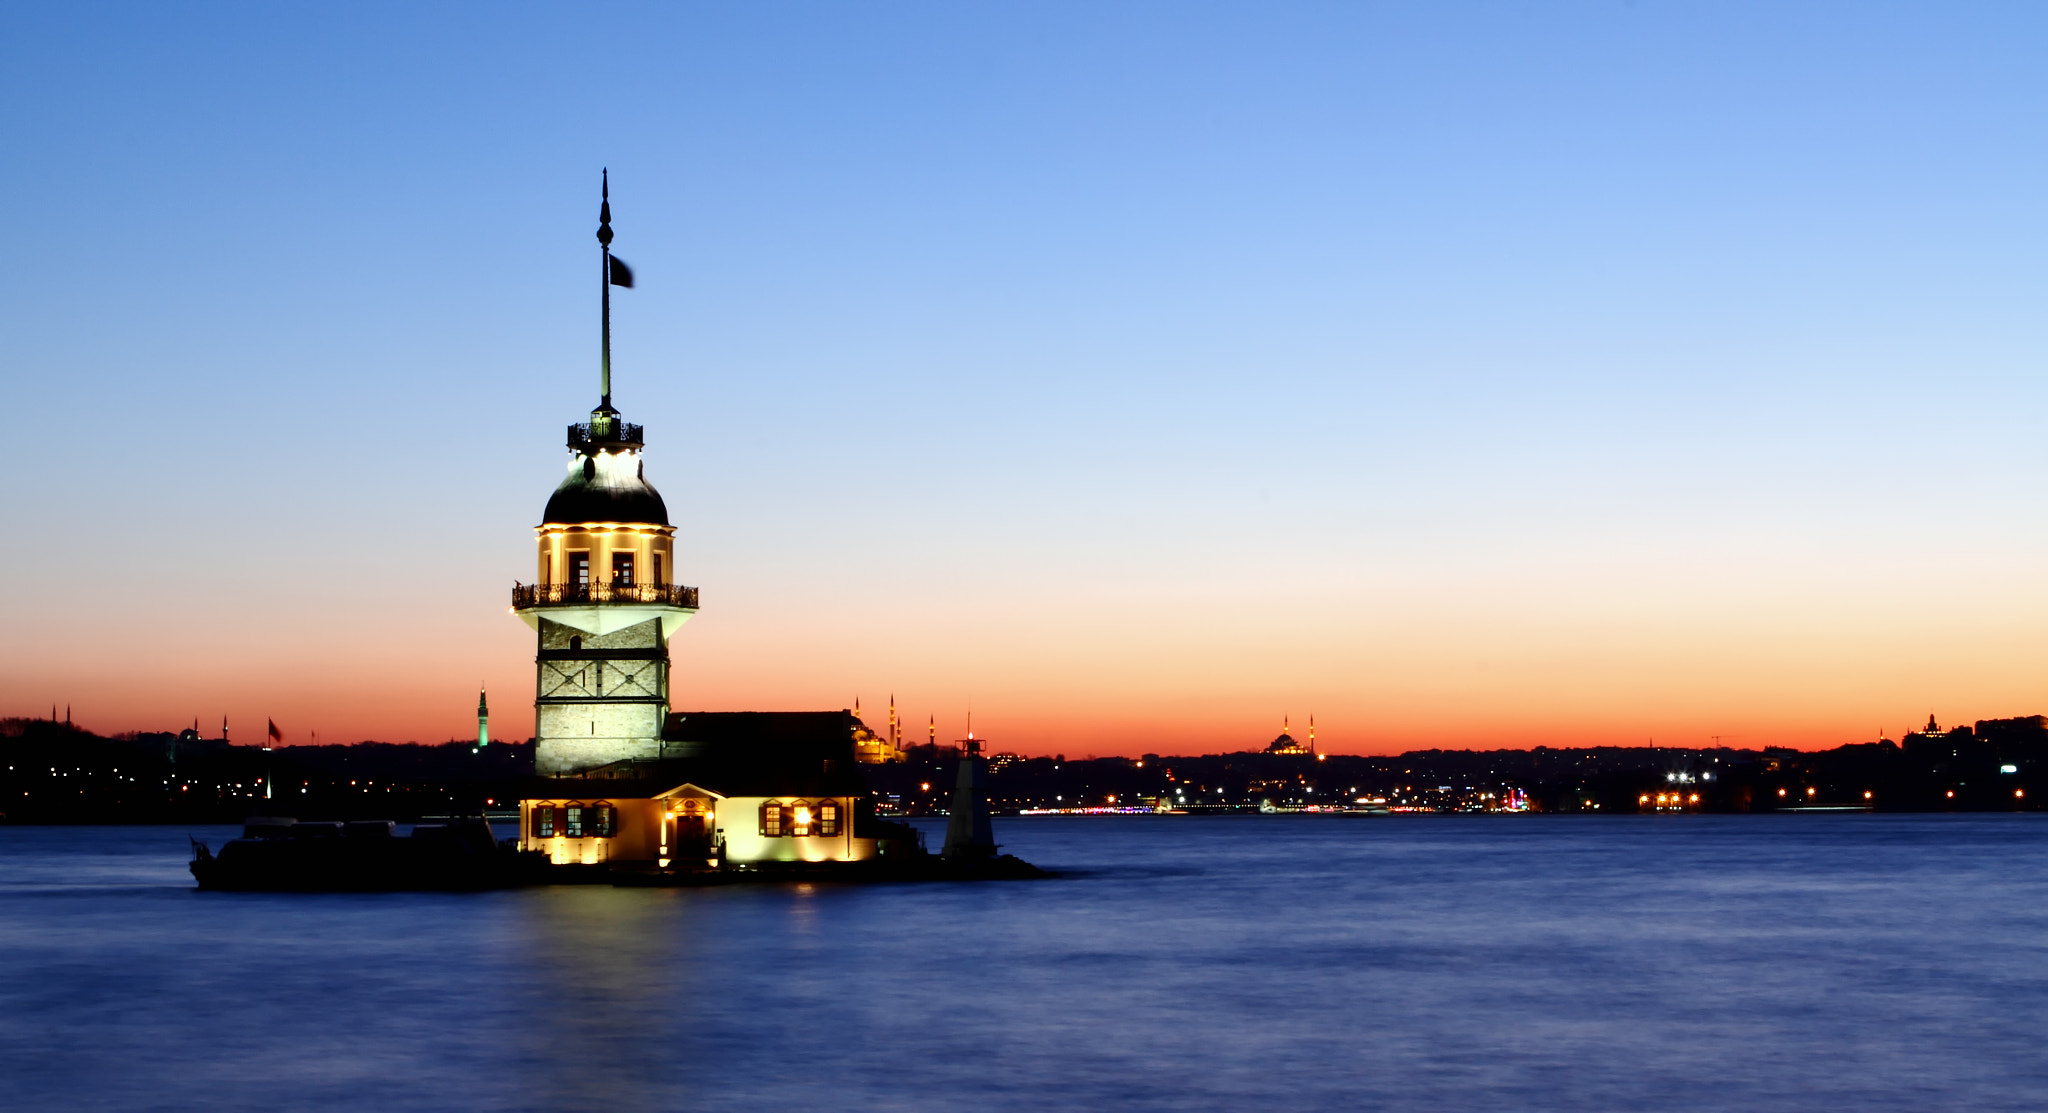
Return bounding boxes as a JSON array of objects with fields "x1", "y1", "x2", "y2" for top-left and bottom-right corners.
[{"x1": 671, "y1": 812, "x2": 711, "y2": 862}]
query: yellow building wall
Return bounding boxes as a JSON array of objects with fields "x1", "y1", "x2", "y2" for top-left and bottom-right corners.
[
  {"x1": 519, "y1": 794, "x2": 882, "y2": 867},
  {"x1": 537, "y1": 524, "x2": 676, "y2": 586},
  {"x1": 518, "y1": 797, "x2": 663, "y2": 865},
  {"x1": 714, "y1": 795, "x2": 878, "y2": 864}
]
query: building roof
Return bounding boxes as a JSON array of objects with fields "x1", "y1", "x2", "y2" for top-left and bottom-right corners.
[
  {"x1": 524, "y1": 711, "x2": 870, "y2": 798},
  {"x1": 656, "y1": 711, "x2": 869, "y2": 796},
  {"x1": 543, "y1": 449, "x2": 669, "y2": 526}
]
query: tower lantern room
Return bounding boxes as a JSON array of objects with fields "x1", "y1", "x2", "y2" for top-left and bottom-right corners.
[{"x1": 511, "y1": 172, "x2": 699, "y2": 776}]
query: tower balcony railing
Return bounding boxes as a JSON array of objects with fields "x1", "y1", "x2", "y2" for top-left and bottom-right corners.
[
  {"x1": 513, "y1": 582, "x2": 699, "y2": 609},
  {"x1": 568, "y1": 421, "x2": 644, "y2": 450}
]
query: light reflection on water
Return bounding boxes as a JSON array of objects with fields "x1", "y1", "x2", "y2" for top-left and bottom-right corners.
[{"x1": 3, "y1": 815, "x2": 2048, "y2": 1111}]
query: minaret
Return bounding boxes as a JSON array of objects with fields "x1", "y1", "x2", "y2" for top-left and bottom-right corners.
[
  {"x1": 475, "y1": 686, "x2": 489, "y2": 751},
  {"x1": 889, "y1": 694, "x2": 898, "y2": 750},
  {"x1": 511, "y1": 172, "x2": 699, "y2": 777},
  {"x1": 1308, "y1": 714, "x2": 1315, "y2": 754}
]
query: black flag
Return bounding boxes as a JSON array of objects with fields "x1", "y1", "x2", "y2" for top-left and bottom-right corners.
[{"x1": 608, "y1": 256, "x2": 634, "y2": 288}]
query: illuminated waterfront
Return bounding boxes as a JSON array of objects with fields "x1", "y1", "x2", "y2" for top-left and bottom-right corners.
[{"x1": 5, "y1": 815, "x2": 2048, "y2": 1110}]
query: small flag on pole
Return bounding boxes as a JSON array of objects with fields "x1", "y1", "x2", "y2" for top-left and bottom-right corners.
[
  {"x1": 267, "y1": 719, "x2": 283, "y2": 745},
  {"x1": 608, "y1": 256, "x2": 633, "y2": 288}
]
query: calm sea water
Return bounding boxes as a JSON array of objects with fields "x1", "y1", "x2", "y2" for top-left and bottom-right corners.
[{"x1": 3, "y1": 815, "x2": 2046, "y2": 1111}]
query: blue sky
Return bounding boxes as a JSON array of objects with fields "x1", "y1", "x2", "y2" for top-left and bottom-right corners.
[{"x1": 3, "y1": 3, "x2": 2045, "y2": 751}]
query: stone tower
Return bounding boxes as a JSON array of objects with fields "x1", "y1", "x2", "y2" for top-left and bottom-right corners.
[{"x1": 511, "y1": 172, "x2": 698, "y2": 776}]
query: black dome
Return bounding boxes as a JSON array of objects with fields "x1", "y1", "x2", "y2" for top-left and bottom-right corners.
[{"x1": 543, "y1": 454, "x2": 669, "y2": 525}]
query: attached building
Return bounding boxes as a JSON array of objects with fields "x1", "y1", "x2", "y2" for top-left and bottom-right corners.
[
  {"x1": 510, "y1": 183, "x2": 915, "y2": 872},
  {"x1": 517, "y1": 711, "x2": 918, "y2": 867}
]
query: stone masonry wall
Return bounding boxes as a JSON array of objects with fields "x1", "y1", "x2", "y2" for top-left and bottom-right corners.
[{"x1": 534, "y1": 616, "x2": 669, "y2": 776}]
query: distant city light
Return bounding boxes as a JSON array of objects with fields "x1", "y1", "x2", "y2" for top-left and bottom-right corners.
[{"x1": 2001, "y1": 764, "x2": 2019, "y2": 774}]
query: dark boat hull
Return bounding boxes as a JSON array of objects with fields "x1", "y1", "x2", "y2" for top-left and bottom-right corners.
[{"x1": 190, "y1": 818, "x2": 548, "y2": 892}]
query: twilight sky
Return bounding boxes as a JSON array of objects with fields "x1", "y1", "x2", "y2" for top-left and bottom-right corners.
[{"x1": 3, "y1": 2, "x2": 2046, "y2": 755}]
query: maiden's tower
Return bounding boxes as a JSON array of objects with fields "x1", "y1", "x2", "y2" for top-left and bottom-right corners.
[
  {"x1": 509, "y1": 176, "x2": 923, "y2": 871},
  {"x1": 511, "y1": 172, "x2": 698, "y2": 778}
]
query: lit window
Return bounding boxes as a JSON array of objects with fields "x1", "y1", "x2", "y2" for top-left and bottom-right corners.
[
  {"x1": 532, "y1": 806, "x2": 557, "y2": 839},
  {"x1": 569, "y1": 552, "x2": 591, "y2": 592},
  {"x1": 760, "y1": 801, "x2": 837, "y2": 837},
  {"x1": 612, "y1": 552, "x2": 634, "y2": 586},
  {"x1": 588, "y1": 804, "x2": 616, "y2": 837},
  {"x1": 565, "y1": 806, "x2": 585, "y2": 837}
]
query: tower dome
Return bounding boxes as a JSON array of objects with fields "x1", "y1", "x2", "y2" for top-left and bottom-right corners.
[{"x1": 543, "y1": 419, "x2": 669, "y2": 526}]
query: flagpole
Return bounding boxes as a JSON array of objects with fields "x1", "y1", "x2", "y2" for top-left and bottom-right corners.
[{"x1": 598, "y1": 168, "x2": 613, "y2": 410}]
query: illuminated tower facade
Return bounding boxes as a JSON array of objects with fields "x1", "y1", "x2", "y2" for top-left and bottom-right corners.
[{"x1": 511, "y1": 173, "x2": 699, "y2": 776}]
